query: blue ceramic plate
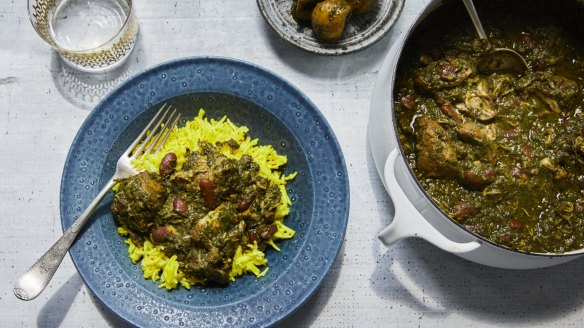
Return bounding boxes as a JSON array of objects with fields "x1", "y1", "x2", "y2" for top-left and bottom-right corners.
[{"x1": 60, "y1": 57, "x2": 349, "y2": 327}]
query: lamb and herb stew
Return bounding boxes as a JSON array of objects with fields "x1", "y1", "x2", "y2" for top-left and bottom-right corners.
[
  {"x1": 394, "y1": 0, "x2": 584, "y2": 253},
  {"x1": 112, "y1": 141, "x2": 283, "y2": 285}
]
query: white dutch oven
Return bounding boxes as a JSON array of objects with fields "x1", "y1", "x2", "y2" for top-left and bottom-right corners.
[{"x1": 369, "y1": 0, "x2": 584, "y2": 269}]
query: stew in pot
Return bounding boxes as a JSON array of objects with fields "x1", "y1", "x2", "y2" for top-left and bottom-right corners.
[{"x1": 394, "y1": 0, "x2": 584, "y2": 253}]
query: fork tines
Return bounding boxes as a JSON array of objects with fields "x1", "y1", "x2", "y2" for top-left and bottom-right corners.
[{"x1": 129, "y1": 104, "x2": 181, "y2": 159}]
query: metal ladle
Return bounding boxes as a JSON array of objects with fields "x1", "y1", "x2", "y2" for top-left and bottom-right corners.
[{"x1": 462, "y1": 0, "x2": 529, "y2": 74}]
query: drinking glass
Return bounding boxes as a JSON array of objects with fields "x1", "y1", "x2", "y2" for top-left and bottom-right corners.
[{"x1": 28, "y1": 0, "x2": 139, "y2": 72}]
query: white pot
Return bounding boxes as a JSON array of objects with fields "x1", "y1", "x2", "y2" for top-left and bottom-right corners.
[{"x1": 368, "y1": 0, "x2": 584, "y2": 269}]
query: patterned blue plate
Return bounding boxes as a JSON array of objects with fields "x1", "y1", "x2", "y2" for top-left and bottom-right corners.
[{"x1": 60, "y1": 57, "x2": 349, "y2": 327}]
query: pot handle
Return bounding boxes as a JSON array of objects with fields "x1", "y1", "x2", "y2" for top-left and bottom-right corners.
[{"x1": 378, "y1": 149, "x2": 481, "y2": 253}]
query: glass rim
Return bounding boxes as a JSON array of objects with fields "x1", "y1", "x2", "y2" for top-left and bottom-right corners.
[{"x1": 27, "y1": 0, "x2": 136, "y2": 54}]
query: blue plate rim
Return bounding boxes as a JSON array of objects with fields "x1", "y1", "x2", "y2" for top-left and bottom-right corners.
[{"x1": 59, "y1": 56, "x2": 350, "y2": 327}]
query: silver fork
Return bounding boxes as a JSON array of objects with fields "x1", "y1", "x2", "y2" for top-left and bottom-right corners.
[{"x1": 13, "y1": 103, "x2": 181, "y2": 301}]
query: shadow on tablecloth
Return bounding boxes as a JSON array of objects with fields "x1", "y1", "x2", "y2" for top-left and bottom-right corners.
[
  {"x1": 36, "y1": 273, "x2": 130, "y2": 328},
  {"x1": 47, "y1": 32, "x2": 143, "y2": 112}
]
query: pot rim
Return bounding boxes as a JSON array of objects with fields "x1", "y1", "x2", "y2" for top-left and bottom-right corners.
[{"x1": 388, "y1": 0, "x2": 584, "y2": 258}]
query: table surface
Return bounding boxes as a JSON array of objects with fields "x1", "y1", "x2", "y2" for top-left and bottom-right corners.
[{"x1": 3, "y1": 1, "x2": 584, "y2": 327}]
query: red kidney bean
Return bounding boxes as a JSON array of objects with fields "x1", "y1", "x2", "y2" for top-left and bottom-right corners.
[
  {"x1": 441, "y1": 64, "x2": 458, "y2": 79},
  {"x1": 499, "y1": 234, "x2": 512, "y2": 244},
  {"x1": 260, "y1": 224, "x2": 278, "y2": 240},
  {"x1": 440, "y1": 103, "x2": 463, "y2": 123},
  {"x1": 452, "y1": 203, "x2": 480, "y2": 219},
  {"x1": 151, "y1": 226, "x2": 172, "y2": 243},
  {"x1": 509, "y1": 219, "x2": 525, "y2": 230},
  {"x1": 199, "y1": 179, "x2": 217, "y2": 209},
  {"x1": 159, "y1": 152, "x2": 177, "y2": 177},
  {"x1": 237, "y1": 195, "x2": 254, "y2": 212},
  {"x1": 463, "y1": 165, "x2": 496, "y2": 189},
  {"x1": 173, "y1": 196, "x2": 188, "y2": 216},
  {"x1": 400, "y1": 96, "x2": 416, "y2": 110},
  {"x1": 522, "y1": 145, "x2": 532, "y2": 159}
]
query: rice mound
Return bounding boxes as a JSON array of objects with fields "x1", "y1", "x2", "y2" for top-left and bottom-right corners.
[{"x1": 118, "y1": 108, "x2": 296, "y2": 290}]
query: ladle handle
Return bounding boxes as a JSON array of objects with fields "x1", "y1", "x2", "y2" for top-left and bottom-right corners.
[{"x1": 462, "y1": 0, "x2": 489, "y2": 44}]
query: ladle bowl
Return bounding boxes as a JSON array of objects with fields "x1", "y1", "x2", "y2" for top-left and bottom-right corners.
[{"x1": 462, "y1": 0, "x2": 529, "y2": 74}]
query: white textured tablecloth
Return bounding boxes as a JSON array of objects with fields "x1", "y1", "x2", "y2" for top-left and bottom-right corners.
[{"x1": 2, "y1": 1, "x2": 584, "y2": 327}]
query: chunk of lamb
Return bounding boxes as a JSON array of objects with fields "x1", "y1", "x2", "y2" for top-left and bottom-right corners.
[
  {"x1": 415, "y1": 117, "x2": 460, "y2": 178},
  {"x1": 414, "y1": 55, "x2": 475, "y2": 92},
  {"x1": 187, "y1": 205, "x2": 246, "y2": 284},
  {"x1": 456, "y1": 79, "x2": 497, "y2": 121},
  {"x1": 455, "y1": 121, "x2": 499, "y2": 163},
  {"x1": 455, "y1": 121, "x2": 497, "y2": 144},
  {"x1": 522, "y1": 72, "x2": 578, "y2": 112},
  {"x1": 111, "y1": 172, "x2": 169, "y2": 234}
]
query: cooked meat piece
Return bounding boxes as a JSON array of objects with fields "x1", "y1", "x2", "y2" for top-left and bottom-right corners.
[
  {"x1": 415, "y1": 55, "x2": 475, "y2": 92},
  {"x1": 415, "y1": 117, "x2": 460, "y2": 178},
  {"x1": 457, "y1": 80, "x2": 497, "y2": 121},
  {"x1": 455, "y1": 121, "x2": 496, "y2": 144},
  {"x1": 111, "y1": 171, "x2": 169, "y2": 233}
]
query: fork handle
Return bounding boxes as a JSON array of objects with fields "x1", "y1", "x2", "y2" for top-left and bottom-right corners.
[{"x1": 13, "y1": 177, "x2": 116, "y2": 301}]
